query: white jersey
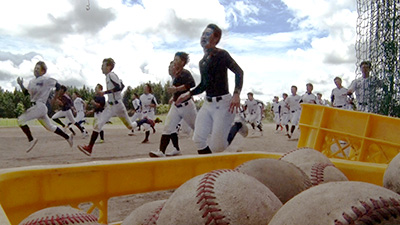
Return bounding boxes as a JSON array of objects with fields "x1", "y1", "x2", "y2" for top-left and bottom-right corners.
[
  {"x1": 132, "y1": 98, "x2": 141, "y2": 112},
  {"x1": 286, "y1": 94, "x2": 301, "y2": 112},
  {"x1": 140, "y1": 93, "x2": 157, "y2": 114},
  {"x1": 348, "y1": 76, "x2": 378, "y2": 104},
  {"x1": 27, "y1": 76, "x2": 57, "y2": 104},
  {"x1": 279, "y1": 100, "x2": 289, "y2": 115},
  {"x1": 105, "y1": 71, "x2": 123, "y2": 102},
  {"x1": 244, "y1": 99, "x2": 260, "y2": 115},
  {"x1": 301, "y1": 92, "x2": 317, "y2": 104},
  {"x1": 331, "y1": 87, "x2": 348, "y2": 107},
  {"x1": 74, "y1": 97, "x2": 85, "y2": 112},
  {"x1": 271, "y1": 102, "x2": 280, "y2": 114}
]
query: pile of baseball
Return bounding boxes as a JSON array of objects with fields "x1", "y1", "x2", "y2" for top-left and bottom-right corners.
[{"x1": 19, "y1": 148, "x2": 400, "y2": 224}]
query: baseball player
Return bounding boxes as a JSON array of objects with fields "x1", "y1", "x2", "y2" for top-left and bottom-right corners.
[
  {"x1": 271, "y1": 96, "x2": 281, "y2": 132},
  {"x1": 331, "y1": 77, "x2": 350, "y2": 109},
  {"x1": 72, "y1": 91, "x2": 87, "y2": 125},
  {"x1": 51, "y1": 85, "x2": 89, "y2": 138},
  {"x1": 243, "y1": 92, "x2": 263, "y2": 132},
  {"x1": 128, "y1": 93, "x2": 142, "y2": 135},
  {"x1": 78, "y1": 58, "x2": 135, "y2": 156},
  {"x1": 286, "y1": 85, "x2": 301, "y2": 139},
  {"x1": 138, "y1": 83, "x2": 158, "y2": 143},
  {"x1": 176, "y1": 24, "x2": 247, "y2": 154},
  {"x1": 149, "y1": 52, "x2": 197, "y2": 157},
  {"x1": 316, "y1": 93, "x2": 328, "y2": 106},
  {"x1": 300, "y1": 83, "x2": 317, "y2": 104},
  {"x1": 17, "y1": 61, "x2": 74, "y2": 152},
  {"x1": 347, "y1": 61, "x2": 378, "y2": 112},
  {"x1": 280, "y1": 93, "x2": 290, "y2": 135},
  {"x1": 91, "y1": 83, "x2": 106, "y2": 143}
]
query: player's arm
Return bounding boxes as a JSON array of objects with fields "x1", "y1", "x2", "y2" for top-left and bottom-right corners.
[
  {"x1": 104, "y1": 77, "x2": 123, "y2": 94},
  {"x1": 17, "y1": 77, "x2": 29, "y2": 96},
  {"x1": 227, "y1": 52, "x2": 244, "y2": 113}
]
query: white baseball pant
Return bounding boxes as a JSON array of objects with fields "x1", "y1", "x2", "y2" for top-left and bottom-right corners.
[
  {"x1": 52, "y1": 109, "x2": 76, "y2": 124},
  {"x1": 94, "y1": 102, "x2": 132, "y2": 132},
  {"x1": 18, "y1": 102, "x2": 57, "y2": 132},
  {"x1": 163, "y1": 100, "x2": 196, "y2": 135}
]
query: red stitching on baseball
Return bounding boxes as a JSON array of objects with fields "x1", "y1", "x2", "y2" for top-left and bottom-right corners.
[
  {"x1": 196, "y1": 169, "x2": 232, "y2": 225},
  {"x1": 20, "y1": 211, "x2": 98, "y2": 225},
  {"x1": 310, "y1": 163, "x2": 333, "y2": 186},
  {"x1": 334, "y1": 197, "x2": 400, "y2": 225},
  {"x1": 145, "y1": 201, "x2": 166, "y2": 225}
]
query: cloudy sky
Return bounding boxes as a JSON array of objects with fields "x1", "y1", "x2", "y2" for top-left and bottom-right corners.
[{"x1": 0, "y1": 0, "x2": 359, "y2": 103}]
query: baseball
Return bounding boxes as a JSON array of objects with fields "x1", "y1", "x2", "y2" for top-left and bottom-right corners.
[
  {"x1": 18, "y1": 206, "x2": 99, "y2": 225},
  {"x1": 122, "y1": 200, "x2": 166, "y2": 225},
  {"x1": 297, "y1": 162, "x2": 349, "y2": 186},
  {"x1": 156, "y1": 169, "x2": 282, "y2": 225},
  {"x1": 235, "y1": 158, "x2": 312, "y2": 203},
  {"x1": 269, "y1": 181, "x2": 400, "y2": 225},
  {"x1": 383, "y1": 153, "x2": 400, "y2": 194},
  {"x1": 279, "y1": 147, "x2": 332, "y2": 165}
]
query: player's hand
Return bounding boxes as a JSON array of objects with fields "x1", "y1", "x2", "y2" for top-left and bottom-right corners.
[
  {"x1": 167, "y1": 86, "x2": 177, "y2": 94},
  {"x1": 17, "y1": 77, "x2": 23, "y2": 86},
  {"x1": 229, "y1": 93, "x2": 240, "y2": 113},
  {"x1": 176, "y1": 92, "x2": 190, "y2": 105}
]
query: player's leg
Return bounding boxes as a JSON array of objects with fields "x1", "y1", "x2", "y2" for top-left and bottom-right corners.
[
  {"x1": 51, "y1": 111, "x2": 67, "y2": 128},
  {"x1": 208, "y1": 98, "x2": 235, "y2": 153},
  {"x1": 66, "y1": 109, "x2": 87, "y2": 138},
  {"x1": 78, "y1": 106, "x2": 112, "y2": 156},
  {"x1": 193, "y1": 102, "x2": 213, "y2": 154},
  {"x1": 39, "y1": 113, "x2": 73, "y2": 148},
  {"x1": 116, "y1": 104, "x2": 134, "y2": 130},
  {"x1": 18, "y1": 105, "x2": 40, "y2": 152}
]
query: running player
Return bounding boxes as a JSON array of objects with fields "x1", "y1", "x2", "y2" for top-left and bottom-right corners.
[
  {"x1": 331, "y1": 77, "x2": 349, "y2": 109},
  {"x1": 149, "y1": 52, "x2": 197, "y2": 157},
  {"x1": 176, "y1": 23, "x2": 247, "y2": 154},
  {"x1": 17, "y1": 61, "x2": 73, "y2": 152},
  {"x1": 91, "y1": 84, "x2": 106, "y2": 143},
  {"x1": 52, "y1": 85, "x2": 89, "y2": 138},
  {"x1": 286, "y1": 85, "x2": 301, "y2": 139},
  {"x1": 72, "y1": 91, "x2": 87, "y2": 125},
  {"x1": 128, "y1": 93, "x2": 142, "y2": 135},
  {"x1": 244, "y1": 92, "x2": 263, "y2": 132},
  {"x1": 271, "y1": 96, "x2": 281, "y2": 132},
  {"x1": 139, "y1": 83, "x2": 158, "y2": 143},
  {"x1": 280, "y1": 93, "x2": 290, "y2": 135},
  {"x1": 77, "y1": 58, "x2": 135, "y2": 156},
  {"x1": 300, "y1": 83, "x2": 317, "y2": 104}
]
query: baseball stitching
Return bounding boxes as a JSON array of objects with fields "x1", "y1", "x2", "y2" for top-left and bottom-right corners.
[
  {"x1": 196, "y1": 169, "x2": 231, "y2": 225},
  {"x1": 20, "y1": 212, "x2": 98, "y2": 225},
  {"x1": 278, "y1": 147, "x2": 308, "y2": 160},
  {"x1": 144, "y1": 201, "x2": 166, "y2": 225},
  {"x1": 334, "y1": 197, "x2": 400, "y2": 225},
  {"x1": 310, "y1": 163, "x2": 333, "y2": 186}
]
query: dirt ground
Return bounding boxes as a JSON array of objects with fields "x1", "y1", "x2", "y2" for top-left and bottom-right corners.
[{"x1": 0, "y1": 122, "x2": 299, "y2": 223}]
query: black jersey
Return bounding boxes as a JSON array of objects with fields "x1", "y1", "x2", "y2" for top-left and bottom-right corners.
[
  {"x1": 190, "y1": 48, "x2": 243, "y2": 97},
  {"x1": 94, "y1": 95, "x2": 106, "y2": 113},
  {"x1": 173, "y1": 69, "x2": 195, "y2": 102},
  {"x1": 60, "y1": 94, "x2": 73, "y2": 111}
]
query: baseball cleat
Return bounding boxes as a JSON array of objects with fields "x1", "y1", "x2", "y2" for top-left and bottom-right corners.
[
  {"x1": 67, "y1": 134, "x2": 74, "y2": 147},
  {"x1": 128, "y1": 129, "x2": 135, "y2": 136},
  {"x1": 99, "y1": 139, "x2": 104, "y2": 144},
  {"x1": 77, "y1": 145, "x2": 92, "y2": 156},
  {"x1": 26, "y1": 138, "x2": 38, "y2": 153},
  {"x1": 237, "y1": 121, "x2": 248, "y2": 137},
  {"x1": 166, "y1": 149, "x2": 182, "y2": 157},
  {"x1": 142, "y1": 138, "x2": 149, "y2": 143},
  {"x1": 149, "y1": 150, "x2": 165, "y2": 158},
  {"x1": 154, "y1": 117, "x2": 163, "y2": 123}
]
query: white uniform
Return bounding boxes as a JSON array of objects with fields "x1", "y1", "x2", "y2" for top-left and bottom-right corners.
[
  {"x1": 131, "y1": 98, "x2": 142, "y2": 122},
  {"x1": 74, "y1": 97, "x2": 86, "y2": 123},
  {"x1": 18, "y1": 76, "x2": 58, "y2": 132},
  {"x1": 348, "y1": 76, "x2": 378, "y2": 112},
  {"x1": 331, "y1": 87, "x2": 349, "y2": 109},
  {"x1": 301, "y1": 92, "x2": 317, "y2": 104},
  {"x1": 51, "y1": 94, "x2": 76, "y2": 125},
  {"x1": 271, "y1": 101, "x2": 280, "y2": 125},
  {"x1": 244, "y1": 99, "x2": 262, "y2": 126},
  {"x1": 140, "y1": 93, "x2": 158, "y2": 132},
  {"x1": 286, "y1": 94, "x2": 301, "y2": 126},
  {"x1": 280, "y1": 100, "x2": 290, "y2": 126},
  {"x1": 94, "y1": 71, "x2": 132, "y2": 132}
]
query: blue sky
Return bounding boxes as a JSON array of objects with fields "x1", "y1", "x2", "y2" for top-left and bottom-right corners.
[{"x1": 0, "y1": 0, "x2": 358, "y2": 103}]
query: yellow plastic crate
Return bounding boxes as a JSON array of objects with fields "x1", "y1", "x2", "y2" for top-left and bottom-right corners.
[
  {"x1": 0, "y1": 152, "x2": 387, "y2": 225},
  {"x1": 298, "y1": 104, "x2": 400, "y2": 163}
]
